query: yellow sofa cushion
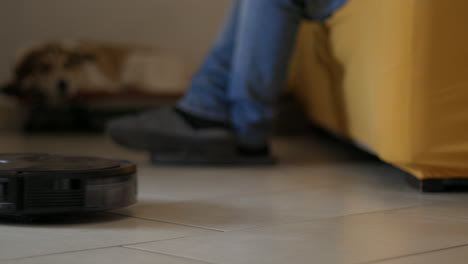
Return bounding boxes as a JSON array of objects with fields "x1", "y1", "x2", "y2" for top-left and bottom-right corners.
[{"x1": 289, "y1": 0, "x2": 468, "y2": 179}]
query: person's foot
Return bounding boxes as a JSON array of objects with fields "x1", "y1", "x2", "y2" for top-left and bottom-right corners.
[{"x1": 106, "y1": 106, "x2": 275, "y2": 165}]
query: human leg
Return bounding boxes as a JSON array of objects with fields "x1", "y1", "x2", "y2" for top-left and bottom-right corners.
[{"x1": 107, "y1": 0, "x2": 347, "y2": 164}]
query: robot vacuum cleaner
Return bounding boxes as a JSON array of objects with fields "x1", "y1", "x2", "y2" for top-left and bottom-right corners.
[{"x1": 0, "y1": 153, "x2": 137, "y2": 217}]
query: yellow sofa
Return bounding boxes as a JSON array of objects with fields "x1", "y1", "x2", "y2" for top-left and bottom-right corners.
[{"x1": 288, "y1": 0, "x2": 468, "y2": 191}]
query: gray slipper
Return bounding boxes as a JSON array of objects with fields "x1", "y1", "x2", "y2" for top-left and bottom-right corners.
[
  {"x1": 106, "y1": 106, "x2": 276, "y2": 165},
  {"x1": 150, "y1": 144, "x2": 276, "y2": 166}
]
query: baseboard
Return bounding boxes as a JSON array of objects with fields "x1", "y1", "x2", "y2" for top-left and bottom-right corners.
[{"x1": 406, "y1": 174, "x2": 468, "y2": 192}]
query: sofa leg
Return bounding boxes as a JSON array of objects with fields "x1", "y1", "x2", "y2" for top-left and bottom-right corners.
[
  {"x1": 406, "y1": 175, "x2": 445, "y2": 192},
  {"x1": 406, "y1": 174, "x2": 468, "y2": 192}
]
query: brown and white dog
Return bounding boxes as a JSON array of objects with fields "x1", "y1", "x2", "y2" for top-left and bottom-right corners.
[{"x1": 2, "y1": 41, "x2": 188, "y2": 105}]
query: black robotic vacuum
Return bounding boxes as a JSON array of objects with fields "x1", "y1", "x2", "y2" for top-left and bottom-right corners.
[{"x1": 0, "y1": 153, "x2": 137, "y2": 217}]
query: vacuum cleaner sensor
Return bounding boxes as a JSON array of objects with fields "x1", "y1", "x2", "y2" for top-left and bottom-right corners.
[{"x1": 0, "y1": 153, "x2": 137, "y2": 216}]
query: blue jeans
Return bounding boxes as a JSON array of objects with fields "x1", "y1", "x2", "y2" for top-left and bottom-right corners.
[{"x1": 177, "y1": 0, "x2": 347, "y2": 147}]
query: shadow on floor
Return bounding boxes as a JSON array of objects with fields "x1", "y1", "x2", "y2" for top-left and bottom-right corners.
[{"x1": 0, "y1": 212, "x2": 127, "y2": 226}]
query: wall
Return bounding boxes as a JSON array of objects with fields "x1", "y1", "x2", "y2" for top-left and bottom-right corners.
[{"x1": 0, "y1": 0, "x2": 230, "y2": 130}]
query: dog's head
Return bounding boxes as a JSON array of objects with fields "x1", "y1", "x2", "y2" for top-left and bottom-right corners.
[{"x1": 3, "y1": 42, "x2": 95, "y2": 105}]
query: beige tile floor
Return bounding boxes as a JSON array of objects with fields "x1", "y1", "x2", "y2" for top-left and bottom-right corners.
[{"x1": 1, "y1": 132, "x2": 468, "y2": 264}]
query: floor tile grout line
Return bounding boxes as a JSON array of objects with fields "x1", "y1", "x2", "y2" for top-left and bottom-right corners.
[
  {"x1": 230, "y1": 204, "x2": 425, "y2": 233},
  {"x1": 120, "y1": 234, "x2": 211, "y2": 247},
  {"x1": 2, "y1": 205, "x2": 466, "y2": 263},
  {"x1": 0, "y1": 235, "x2": 207, "y2": 262},
  {"x1": 131, "y1": 184, "x2": 450, "y2": 234},
  {"x1": 121, "y1": 246, "x2": 218, "y2": 264},
  {"x1": 104, "y1": 211, "x2": 225, "y2": 232},
  {"x1": 108, "y1": 204, "x2": 421, "y2": 236},
  {"x1": 137, "y1": 179, "x2": 348, "y2": 207},
  {"x1": 112, "y1": 203, "x2": 431, "y2": 237},
  {"x1": 0, "y1": 245, "x2": 118, "y2": 262},
  {"x1": 355, "y1": 243, "x2": 468, "y2": 264},
  {"x1": 310, "y1": 204, "x2": 424, "y2": 220},
  {"x1": 115, "y1": 193, "x2": 448, "y2": 235},
  {"x1": 108, "y1": 204, "x2": 430, "y2": 247}
]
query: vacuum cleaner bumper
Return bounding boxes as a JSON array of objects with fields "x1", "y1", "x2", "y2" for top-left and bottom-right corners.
[{"x1": 0, "y1": 154, "x2": 137, "y2": 216}]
